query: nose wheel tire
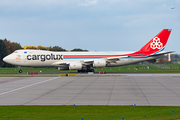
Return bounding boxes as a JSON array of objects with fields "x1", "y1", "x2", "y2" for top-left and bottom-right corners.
[{"x1": 19, "y1": 70, "x2": 22, "y2": 73}]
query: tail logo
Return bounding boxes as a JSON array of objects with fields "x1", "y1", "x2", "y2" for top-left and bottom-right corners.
[{"x1": 150, "y1": 37, "x2": 163, "y2": 49}]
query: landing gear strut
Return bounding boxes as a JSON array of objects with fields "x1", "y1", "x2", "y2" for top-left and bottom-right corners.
[
  {"x1": 77, "y1": 65, "x2": 94, "y2": 73},
  {"x1": 18, "y1": 66, "x2": 22, "y2": 73},
  {"x1": 77, "y1": 69, "x2": 94, "y2": 73}
]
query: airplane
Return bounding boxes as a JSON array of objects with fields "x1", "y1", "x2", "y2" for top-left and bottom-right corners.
[{"x1": 3, "y1": 29, "x2": 173, "y2": 73}]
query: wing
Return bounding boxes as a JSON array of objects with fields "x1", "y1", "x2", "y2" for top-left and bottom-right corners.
[
  {"x1": 51, "y1": 54, "x2": 149, "y2": 66},
  {"x1": 105, "y1": 54, "x2": 144, "y2": 63}
]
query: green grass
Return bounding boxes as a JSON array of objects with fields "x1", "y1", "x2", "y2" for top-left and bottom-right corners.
[
  {"x1": 0, "y1": 105, "x2": 180, "y2": 120},
  {"x1": 0, "y1": 67, "x2": 77, "y2": 73},
  {"x1": 1, "y1": 64, "x2": 180, "y2": 73},
  {"x1": 95, "y1": 64, "x2": 180, "y2": 72},
  {"x1": 161, "y1": 64, "x2": 180, "y2": 69}
]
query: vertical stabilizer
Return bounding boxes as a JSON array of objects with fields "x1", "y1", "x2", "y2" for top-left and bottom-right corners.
[{"x1": 134, "y1": 29, "x2": 172, "y2": 56}]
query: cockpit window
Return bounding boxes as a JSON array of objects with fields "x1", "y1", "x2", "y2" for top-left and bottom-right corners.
[{"x1": 13, "y1": 51, "x2": 18, "y2": 53}]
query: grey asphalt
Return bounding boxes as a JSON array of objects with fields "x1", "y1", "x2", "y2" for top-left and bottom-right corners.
[{"x1": 0, "y1": 74, "x2": 180, "y2": 106}]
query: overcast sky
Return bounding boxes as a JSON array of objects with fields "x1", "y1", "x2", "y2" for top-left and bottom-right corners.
[{"x1": 0, "y1": 0, "x2": 179, "y2": 53}]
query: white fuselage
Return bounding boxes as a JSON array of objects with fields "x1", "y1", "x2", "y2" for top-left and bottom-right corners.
[{"x1": 3, "y1": 49, "x2": 159, "y2": 67}]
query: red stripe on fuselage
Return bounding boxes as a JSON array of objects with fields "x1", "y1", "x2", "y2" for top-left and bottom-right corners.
[{"x1": 63, "y1": 55, "x2": 127, "y2": 57}]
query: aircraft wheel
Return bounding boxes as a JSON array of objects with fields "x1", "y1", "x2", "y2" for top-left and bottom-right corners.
[
  {"x1": 19, "y1": 70, "x2": 22, "y2": 73},
  {"x1": 78, "y1": 70, "x2": 81, "y2": 73}
]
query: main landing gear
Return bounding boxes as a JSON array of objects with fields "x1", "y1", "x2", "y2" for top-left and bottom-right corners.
[
  {"x1": 18, "y1": 66, "x2": 22, "y2": 73},
  {"x1": 78, "y1": 69, "x2": 94, "y2": 73},
  {"x1": 77, "y1": 66, "x2": 94, "y2": 73}
]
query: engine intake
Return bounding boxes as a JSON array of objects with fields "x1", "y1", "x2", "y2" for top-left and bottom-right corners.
[
  {"x1": 93, "y1": 60, "x2": 106, "y2": 68},
  {"x1": 69, "y1": 62, "x2": 82, "y2": 70}
]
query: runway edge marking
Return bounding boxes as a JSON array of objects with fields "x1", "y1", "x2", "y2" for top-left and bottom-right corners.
[{"x1": 0, "y1": 77, "x2": 58, "y2": 96}]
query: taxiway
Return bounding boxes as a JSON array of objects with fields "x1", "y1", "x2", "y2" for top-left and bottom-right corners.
[{"x1": 0, "y1": 74, "x2": 180, "y2": 106}]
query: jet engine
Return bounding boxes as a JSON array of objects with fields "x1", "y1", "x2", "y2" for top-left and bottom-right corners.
[
  {"x1": 69, "y1": 62, "x2": 82, "y2": 70},
  {"x1": 93, "y1": 60, "x2": 106, "y2": 68}
]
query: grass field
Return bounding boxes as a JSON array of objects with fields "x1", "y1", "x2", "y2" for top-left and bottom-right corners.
[
  {"x1": 0, "y1": 105, "x2": 180, "y2": 120},
  {"x1": 0, "y1": 65, "x2": 180, "y2": 120},
  {"x1": 1, "y1": 64, "x2": 180, "y2": 73}
]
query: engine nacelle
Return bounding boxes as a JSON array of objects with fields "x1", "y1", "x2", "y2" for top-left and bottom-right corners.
[
  {"x1": 58, "y1": 67, "x2": 69, "y2": 70},
  {"x1": 69, "y1": 62, "x2": 82, "y2": 70},
  {"x1": 93, "y1": 60, "x2": 106, "y2": 68}
]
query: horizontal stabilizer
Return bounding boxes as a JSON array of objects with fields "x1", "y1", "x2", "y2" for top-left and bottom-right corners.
[{"x1": 147, "y1": 51, "x2": 175, "y2": 57}]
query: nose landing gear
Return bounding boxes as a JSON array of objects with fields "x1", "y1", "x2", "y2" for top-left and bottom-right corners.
[{"x1": 18, "y1": 66, "x2": 22, "y2": 73}]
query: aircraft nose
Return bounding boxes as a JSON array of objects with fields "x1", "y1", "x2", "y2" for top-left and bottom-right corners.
[{"x1": 3, "y1": 55, "x2": 11, "y2": 63}]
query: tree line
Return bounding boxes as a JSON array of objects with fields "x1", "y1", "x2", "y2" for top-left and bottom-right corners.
[
  {"x1": 0, "y1": 39, "x2": 22, "y2": 67},
  {"x1": 23, "y1": 45, "x2": 88, "y2": 52},
  {"x1": 0, "y1": 39, "x2": 88, "y2": 67}
]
